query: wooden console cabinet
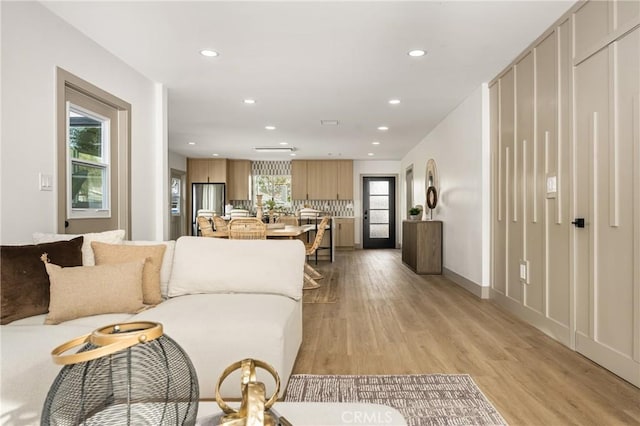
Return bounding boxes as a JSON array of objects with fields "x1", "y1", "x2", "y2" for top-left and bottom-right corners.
[{"x1": 402, "y1": 220, "x2": 442, "y2": 274}]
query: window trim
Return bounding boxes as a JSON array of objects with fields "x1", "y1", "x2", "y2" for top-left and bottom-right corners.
[
  {"x1": 66, "y1": 102, "x2": 112, "y2": 219},
  {"x1": 56, "y1": 67, "x2": 132, "y2": 235}
]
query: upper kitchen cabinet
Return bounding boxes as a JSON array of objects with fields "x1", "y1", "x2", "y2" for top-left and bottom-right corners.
[
  {"x1": 291, "y1": 160, "x2": 353, "y2": 200},
  {"x1": 307, "y1": 160, "x2": 338, "y2": 200},
  {"x1": 291, "y1": 160, "x2": 308, "y2": 200},
  {"x1": 187, "y1": 158, "x2": 227, "y2": 183},
  {"x1": 336, "y1": 160, "x2": 353, "y2": 200},
  {"x1": 227, "y1": 159, "x2": 251, "y2": 200}
]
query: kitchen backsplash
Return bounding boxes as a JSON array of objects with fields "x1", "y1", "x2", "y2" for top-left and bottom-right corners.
[
  {"x1": 229, "y1": 160, "x2": 354, "y2": 216},
  {"x1": 229, "y1": 199, "x2": 354, "y2": 217}
]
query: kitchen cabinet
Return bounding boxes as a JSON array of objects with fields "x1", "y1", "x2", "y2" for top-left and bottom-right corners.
[
  {"x1": 307, "y1": 161, "x2": 338, "y2": 200},
  {"x1": 187, "y1": 158, "x2": 227, "y2": 183},
  {"x1": 227, "y1": 159, "x2": 251, "y2": 200},
  {"x1": 402, "y1": 220, "x2": 442, "y2": 274},
  {"x1": 337, "y1": 160, "x2": 353, "y2": 199},
  {"x1": 291, "y1": 160, "x2": 308, "y2": 200},
  {"x1": 335, "y1": 217, "x2": 354, "y2": 249},
  {"x1": 291, "y1": 160, "x2": 353, "y2": 200}
]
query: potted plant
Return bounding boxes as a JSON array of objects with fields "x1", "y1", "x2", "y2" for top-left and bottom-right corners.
[{"x1": 409, "y1": 206, "x2": 421, "y2": 220}]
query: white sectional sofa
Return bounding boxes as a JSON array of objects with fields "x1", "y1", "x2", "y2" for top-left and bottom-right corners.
[{"x1": 0, "y1": 235, "x2": 305, "y2": 426}]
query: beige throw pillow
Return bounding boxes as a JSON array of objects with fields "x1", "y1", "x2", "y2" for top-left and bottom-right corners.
[
  {"x1": 44, "y1": 260, "x2": 145, "y2": 325},
  {"x1": 91, "y1": 242, "x2": 166, "y2": 305}
]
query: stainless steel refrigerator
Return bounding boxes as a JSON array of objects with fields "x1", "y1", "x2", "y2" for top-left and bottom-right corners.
[{"x1": 192, "y1": 183, "x2": 225, "y2": 235}]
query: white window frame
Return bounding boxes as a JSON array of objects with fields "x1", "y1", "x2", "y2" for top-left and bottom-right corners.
[{"x1": 66, "y1": 102, "x2": 111, "y2": 219}]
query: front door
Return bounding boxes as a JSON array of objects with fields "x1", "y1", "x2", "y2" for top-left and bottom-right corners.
[{"x1": 363, "y1": 176, "x2": 396, "y2": 249}]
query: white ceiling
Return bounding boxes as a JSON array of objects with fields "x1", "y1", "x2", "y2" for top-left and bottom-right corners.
[{"x1": 43, "y1": 1, "x2": 574, "y2": 161}]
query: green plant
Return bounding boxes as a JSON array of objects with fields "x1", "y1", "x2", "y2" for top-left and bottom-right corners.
[
  {"x1": 265, "y1": 199, "x2": 277, "y2": 210},
  {"x1": 409, "y1": 207, "x2": 421, "y2": 216}
]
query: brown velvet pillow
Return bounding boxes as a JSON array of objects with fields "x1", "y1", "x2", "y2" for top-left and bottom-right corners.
[{"x1": 0, "y1": 236, "x2": 83, "y2": 324}]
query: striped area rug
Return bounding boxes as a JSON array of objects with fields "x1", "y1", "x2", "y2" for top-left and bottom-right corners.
[{"x1": 284, "y1": 374, "x2": 507, "y2": 426}]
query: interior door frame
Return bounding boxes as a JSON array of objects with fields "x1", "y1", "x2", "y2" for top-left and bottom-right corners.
[
  {"x1": 170, "y1": 168, "x2": 187, "y2": 240},
  {"x1": 361, "y1": 174, "x2": 399, "y2": 249},
  {"x1": 56, "y1": 68, "x2": 131, "y2": 237}
]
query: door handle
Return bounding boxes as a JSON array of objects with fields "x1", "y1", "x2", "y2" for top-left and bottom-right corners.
[
  {"x1": 64, "y1": 220, "x2": 69, "y2": 228},
  {"x1": 571, "y1": 218, "x2": 585, "y2": 228},
  {"x1": 364, "y1": 210, "x2": 368, "y2": 220}
]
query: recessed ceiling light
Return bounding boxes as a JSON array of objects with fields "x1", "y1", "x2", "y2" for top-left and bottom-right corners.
[
  {"x1": 290, "y1": 153, "x2": 297, "y2": 157},
  {"x1": 377, "y1": 126, "x2": 389, "y2": 131},
  {"x1": 408, "y1": 49, "x2": 426, "y2": 57},
  {"x1": 188, "y1": 142, "x2": 196, "y2": 145},
  {"x1": 389, "y1": 99, "x2": 401, "y2": 105},
  {"x1": 279, "y1": 142, "x2": 288, "y2": 145},
  {"x1": 243, "y1": 99, "x2": 256, "y2": 104},
  {"x1": 265, "y1": 125, "x2": 276, "y2": 130},
  {"x1": 368, "y1": 153, "x2": 375, "y2": 156},
  {"x1": 200, "y1": 49, "x2": 219, "y2": 57},
  {"x1": 372, "y1": 141, "x2": 380, "y2": 145},
  {"x1": 212, "y1": 153, "x2": 219, "y2": 157}
]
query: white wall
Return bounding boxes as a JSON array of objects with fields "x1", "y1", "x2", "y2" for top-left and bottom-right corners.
[
  {"x1": 353, "y1": 160, "x2": 401, "y2": 246},
  {"x1": 169, "y1": 151, "x2": 187, "y2": 172},
  {"x1": 400, "y1": 85, "x2": 489, "y2": 287},
  {"x1": 0, "y1": 2, "x2": 164, "y2": 243}
]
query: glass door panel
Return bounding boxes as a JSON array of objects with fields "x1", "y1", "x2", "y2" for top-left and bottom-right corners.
[{"x1": 363, "y1": 176, "x2": 396, "y2": 249}]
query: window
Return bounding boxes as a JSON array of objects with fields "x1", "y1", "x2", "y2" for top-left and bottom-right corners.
[
  {"x1": 67, "y1": 104, "x2": 110, "y2": 218},
  {"x1": 171, "y1": 177, "x2": 182, "y2": 215},
  {"x1": 253, "y1": 175, "x2": 291, "y2": 211}
]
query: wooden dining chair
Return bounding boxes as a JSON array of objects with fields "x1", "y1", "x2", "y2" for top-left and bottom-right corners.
[
  {"x1": 228, "y1": 218, "x2": 267, "y2": 240},
  {"x1": 276, "y1": 215, "x2": 299, "y2": 226},
  {"x1": 197, "y1": 216, "x2": 215, "y2": 237},
  {"x1": 303, "y1": 215, "x2": 331, "y2": 289},
  {"x1": 212, "y1": 215, "x2": 228, "y2": 232}
]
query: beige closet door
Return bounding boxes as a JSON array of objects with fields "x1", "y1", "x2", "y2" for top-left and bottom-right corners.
[{"x1": 574, "y1": 28, "x2": 640, "y2": 387}]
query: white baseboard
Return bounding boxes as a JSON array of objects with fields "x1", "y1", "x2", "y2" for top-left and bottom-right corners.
[
  {"x1": 490, "y1": 289, "x2": 572, "y2": 347},
  {"x1": 576, "y1": 333, "x2": 640, "y2": 388},
  {"x1": 443, "y1": 268, "x2": 490, "y2": 299}
]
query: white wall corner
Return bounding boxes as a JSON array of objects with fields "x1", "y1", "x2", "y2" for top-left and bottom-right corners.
[
  {"x1": 155, "y1": 83, "x2": 169, "y2": 240},
  {"x1": 481, "y1": 82, "x2": 491, "y2": 287}
]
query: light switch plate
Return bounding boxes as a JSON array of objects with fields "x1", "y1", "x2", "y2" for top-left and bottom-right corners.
[{"x1": 39, "y1": 173, "x2": 53, "y2": 191}]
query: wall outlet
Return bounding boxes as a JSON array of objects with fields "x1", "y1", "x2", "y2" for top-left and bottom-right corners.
[{"x1": 519, "y1": 260, "x2": 529, "y2": 284}]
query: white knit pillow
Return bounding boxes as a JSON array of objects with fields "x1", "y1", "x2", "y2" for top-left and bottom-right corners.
[{"x1": 33, "y1": 230, "x2": 125, "y2": 265}]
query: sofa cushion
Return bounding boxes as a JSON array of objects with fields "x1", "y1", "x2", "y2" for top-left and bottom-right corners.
[
  {"x1": 92, "y1": 241, "x2": 166, "y2": 305},
  {"x1": 33, "y1": 229, "x2": 126, "y2": 266},
  {"x1": 43, "y1": 260, "x2": 146, "y2": 325},
  {"x1": 168, "y1": 237, "x2": 305, "y2": 300},
  {"x1": 0, "y1": 237, "x2": 84, "y2": 325},
  {"x1": 132, "y1": 293, "x2": 302, "y2": 399},
  {"x1": 123, "y1": 240, "x2": 175, "y2": 299}
]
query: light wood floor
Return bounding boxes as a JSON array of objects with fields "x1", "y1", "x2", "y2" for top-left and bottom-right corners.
[{"x1": 292, "y1": 249, "x2": 640, "y2": 425}]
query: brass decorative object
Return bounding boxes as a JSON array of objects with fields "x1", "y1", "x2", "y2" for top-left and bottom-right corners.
[{"x1": 214, "y1": 359, "x2": 282, "y2": 426}]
